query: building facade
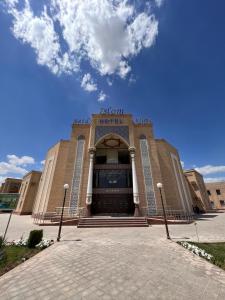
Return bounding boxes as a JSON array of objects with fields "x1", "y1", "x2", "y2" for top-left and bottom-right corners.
[
  {"x1": 205, "y1": 182, "x2": 225, "y2": 209},
  {"x1": 0, "y1": 193, "x2": 19, "y2": 211},
  {"x1": 33, "y1": 112, "x2": 194, "y2": 217},
  {"x1": 184, "y1": 169, "x2": 211, "y2": 212},
  {"x1": 15, "y1": 171, "x2": 42, "y2": 215},
  {"x1": 0, "y1": 178, "x2": 22, "y2": 194}
]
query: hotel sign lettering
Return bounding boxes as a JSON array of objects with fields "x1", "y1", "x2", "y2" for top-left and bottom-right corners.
[
  {"x1": 100, "y1": 107, "x2": 124, "y2": 115},
  {"x1": 99, "y1": 118, "x2": 123, "y2": 125}
]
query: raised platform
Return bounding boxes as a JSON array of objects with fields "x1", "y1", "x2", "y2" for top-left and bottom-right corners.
[{"x1": 77, "y1": 217, "x2": 149, "y2": 228}]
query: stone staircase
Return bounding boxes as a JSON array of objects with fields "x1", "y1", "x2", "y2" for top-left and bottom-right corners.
[{"x1": 77, "y1": 217, "x2": 149, "y2": 228}]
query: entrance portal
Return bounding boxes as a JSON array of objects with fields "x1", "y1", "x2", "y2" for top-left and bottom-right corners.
[
  {"x1": 92, "y1": 134, "x2": 134, "y2": 216},
  {"x1": 92, "y1": 194, "x2": 134, "y2": 215}
]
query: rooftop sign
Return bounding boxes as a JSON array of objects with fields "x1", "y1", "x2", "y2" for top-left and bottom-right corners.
[{"x1": 100, "y1": 107, "x2": 124, "y2": 115}]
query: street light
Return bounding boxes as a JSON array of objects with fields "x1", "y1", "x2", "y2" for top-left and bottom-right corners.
[
  {"x1": 3, "y1": 209, "x2": 14, "y2": 243},
  {"x1": 57, "y1": 184, "x2": 69, "y2": 242},
  {"x1": 3, "y1": 197, "x2": 16, "y2": 242},
  {"x1": 157, "y1": 182, "x2": 170, "y2": 240}
]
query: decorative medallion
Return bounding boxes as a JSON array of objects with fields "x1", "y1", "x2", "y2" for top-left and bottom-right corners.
[{"x1": 102, "y1": 138, "x2": 121, "y2": 148}]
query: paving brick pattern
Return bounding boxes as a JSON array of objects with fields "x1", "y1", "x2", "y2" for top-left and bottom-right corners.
[{"x1": 0, "y1": 225, "x2": 225, "y2": 300}]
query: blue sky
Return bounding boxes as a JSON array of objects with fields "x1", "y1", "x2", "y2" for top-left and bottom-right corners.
[{"x1": 0, "y1": 0, "x2": 225, "y2": 183}]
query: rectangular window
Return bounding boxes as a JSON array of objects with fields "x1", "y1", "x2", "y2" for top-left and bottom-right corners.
[
  {"x1": 220, "y1": 200, "x2": 225, "y2": 207},
  {"x1": 216, "y1": 189, "x2": 221, "y2": 195},
  {"x1": 191, "y1": 182, "x2": 198, "y2": 191},
  {"x1": 207, "y1": 190, "x2": 211, "y2": 195},
  {"x1": 210, "y1": 201, "x2": 214, "y2": 208}
]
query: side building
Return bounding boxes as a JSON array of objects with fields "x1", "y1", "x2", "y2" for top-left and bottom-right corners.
[
  {"x1": 0, "y1": 178, "x2": 22, "y2": 194},
  {"x1": 205, "y1": 182, "x2": 225, "y2": 209},
  {"x1": 33, "y1": 112, "x2": 194, "y2": 218},
  {"x1": 0, "y1": 178, "x2": 22, "y2": 211},
  {"x1": 184, "y1": 169, "x2": 211, "y2": 212},
  {"x1": 15, "y1": 171, "x2": 42, "y2": 215}
]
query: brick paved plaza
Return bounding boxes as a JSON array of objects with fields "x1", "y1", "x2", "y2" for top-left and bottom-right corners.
[{"x1": 0, "y1": 213, "x2": 225, "y2": 299}]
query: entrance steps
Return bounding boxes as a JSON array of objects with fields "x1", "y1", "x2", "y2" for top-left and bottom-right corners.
[{"x1": 77, "y1": 217, "x2": 149, "y2": 228}]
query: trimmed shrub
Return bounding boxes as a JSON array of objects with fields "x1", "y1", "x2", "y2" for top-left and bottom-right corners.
[{"x1": 27, "y1": 230, "x2": 43, "y2": 248}]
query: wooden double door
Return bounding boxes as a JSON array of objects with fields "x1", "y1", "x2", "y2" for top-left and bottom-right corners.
[{"x1": 92, "y1": 194, "x2": 134, "y2": 215}]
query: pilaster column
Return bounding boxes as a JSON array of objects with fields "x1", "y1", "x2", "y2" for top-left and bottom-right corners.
[
  {"x1": 129, "y1": 147, "x2": 140, "y2": 217},
  {"x1": 86, "y1": 147, "x2": 95, "y2": 217}
]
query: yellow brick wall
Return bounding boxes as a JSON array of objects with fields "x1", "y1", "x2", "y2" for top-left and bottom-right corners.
[
  {"x1": 15, "y1": 171, "x2": 41, "y2": 214},
  {"x1": 156, "y1": 139, "x2": 193, "y2": 212},
  {"x1": 205, "y1": 182, "x2": 225, "y2": 209}
]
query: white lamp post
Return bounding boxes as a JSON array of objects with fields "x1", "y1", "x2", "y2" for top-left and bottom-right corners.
[
  {"x1": 57, "y1": 184, "x2": 69, "y2": 242},
  {"x1": 157, "y1": 183, "x2": 170, "y2": 240}
]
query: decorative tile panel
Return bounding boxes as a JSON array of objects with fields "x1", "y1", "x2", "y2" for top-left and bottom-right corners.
[
  {"x1": 140, "y1": 138, "x2": 156, "y2": 215},
  {"x1": 70, "y1": 138, "x2": 85, "y2": 211},
  {"x1": 95, "y1": 126, "x2": 129, "y2": 144}
]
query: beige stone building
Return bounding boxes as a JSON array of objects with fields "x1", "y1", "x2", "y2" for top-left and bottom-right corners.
[
  {"x1": 0, "y1": 178, "x2": 22, "y2": 194},
  {"x1": 184, "y1": 169, "x2": 211, "y2": 212},
  {"x1": 15, "y1": 171, "x2": 42, "y2": 215},
  {"x1": 33, "y1": 112, "x2": 194, "y2": 218},
  {"x1": 205, "y1": 181, "x2": 225, "y2": 209}
]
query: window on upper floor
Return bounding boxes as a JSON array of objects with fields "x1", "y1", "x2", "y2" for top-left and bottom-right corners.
[
  {"x1": 207, "y1": 190, "x2": 211, "y2": 195},
  {"x1": 220, "y1": 200, "x2": 225, "y2": 207},
  {"x1": 191, "y1": 181, "x2": 199, "y2": 191},
  {"x1": 216, "y1": 189, "x2": 221, "y2": 195}
]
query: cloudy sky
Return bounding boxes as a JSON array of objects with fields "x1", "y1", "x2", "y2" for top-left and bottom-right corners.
[{"x1": 0, "y1": 0, "x2": 225, "y2": 184}]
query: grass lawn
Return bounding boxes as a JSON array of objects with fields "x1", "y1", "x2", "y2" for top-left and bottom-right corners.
[
  {"x1": 0, "y1": 246, "x2": 40, "y2": 276},
  {"x1": 190, "y1": 242, "x2": 225, "y2": 270}
]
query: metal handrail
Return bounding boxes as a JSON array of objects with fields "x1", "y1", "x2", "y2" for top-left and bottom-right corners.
[
  {"x1": 150, "y1": 209, "x2": 194, "y2": 222},
  {"x1": 33, "y1": 207, "x2": 79, "y2": 225}
]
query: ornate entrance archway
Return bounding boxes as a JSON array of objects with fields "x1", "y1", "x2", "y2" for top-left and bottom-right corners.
[
  {"x1": 92, "y1": 134, "x2": 133, "y2": 215},
  {"x1": 85, "y1": 133, "x2": 140, "y2": 217}
]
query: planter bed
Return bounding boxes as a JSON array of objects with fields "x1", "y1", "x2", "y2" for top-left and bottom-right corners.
[{"x1": 0, "y1": 245, "x2": 40, "y2": 276}]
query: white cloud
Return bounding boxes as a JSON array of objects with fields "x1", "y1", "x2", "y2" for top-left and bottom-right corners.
[
  {"x1": 195, "y1": 165, "x2": 225, "y2": 176},
  {"x1": 41, "y1": 160, "x2": 45, "y2": 165},
  {"x1": 204, "y1": 177, "x2": 225, "y2": 183},
  {"x1": 155, "y1": 0, "x2": 164, "y2": 8},
  {"x1": 0, "y1": 154, "x2": 35, "y2": 178},
  {"x1": 7, "y1": 154, "x2": 35, "y2": 166},
  {"x1": 51, "y1": 0, "x2": 158, "y2": 77},
  {"x1": 181, "y1": 161, "x2": 185, "y2": 168},
  {"x1": 6, "y1": 1, "x2": 78, "y2": 75},
  {"x1": 0, "y1": 162, "x2": 27, "y2": 176},
  {"x1": 107, "y1": 78, "x2": 113, "y2": 86},
  {"x1": 128, "y1": 74, "x2": 136, "y2": 85},
  {"x1": 98, "y1": 91, "x2": 107, "y2": 102},
  {"x1": 118, "y1": 61, "x2": 131, "y2": 79},
  {"x1": 5, "y1": 0, "x2": 159, "y2": 98},
  {"x1": 81, "y1": 73, "x2": 97, "y2": 92}
]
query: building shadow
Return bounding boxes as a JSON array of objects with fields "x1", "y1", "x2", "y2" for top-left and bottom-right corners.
[{"x1": 195, "y1": 214, "x2": 218, "y2": 220}]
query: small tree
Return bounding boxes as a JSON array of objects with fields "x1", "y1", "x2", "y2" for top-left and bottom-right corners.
[
  {"x1": 0, "y1": 236, "x2": 4, "y2": 249},
  {"x1": 0, "y1": 236, "x2": 6, "y2": 261},
  {"x1": 27, "y1": 230, "x2": 43, "y2": 248}
]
